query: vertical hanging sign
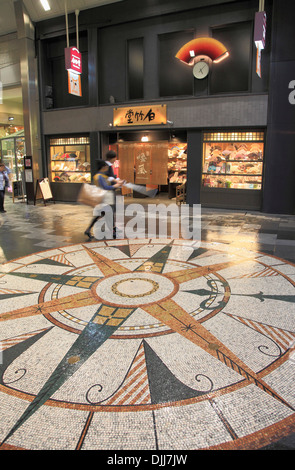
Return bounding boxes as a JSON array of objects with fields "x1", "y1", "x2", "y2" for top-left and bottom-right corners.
[
  {"x1": 65, "y1": 47, "x2": 82, "y2": 96},
  {"x1": 67, "y1": 70, "x2": 82, "y2": 96},
  {"x1": 64, "y1": 4, "x2": 82, "y2": 96},
  {"x1": 65, "y1": 47, "x2": 82, "y2": 74},
  {"x1": 254, "y1": 10, "x2": 267, "y2": 78}
]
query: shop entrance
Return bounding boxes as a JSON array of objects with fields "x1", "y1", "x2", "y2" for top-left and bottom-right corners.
[{"x1": 108, "y1": 133, "x2": 187, "y2": 202}]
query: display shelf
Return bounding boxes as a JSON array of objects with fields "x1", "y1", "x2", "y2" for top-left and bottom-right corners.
[
  {"x1": 202, "y1": 174, "x2": 262, "y2": 190},
  {"x1": 168, "y1": 143, "x2": 187, "y2": 184},
  {"x1": 202, "y1": 136, "x2": 264, "y2": 190},
  {"x1": 49, "y1": 137, "x2": 91, "y2": 183}
]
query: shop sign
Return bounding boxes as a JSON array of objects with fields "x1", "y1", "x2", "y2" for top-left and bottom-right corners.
[
  {"x1": 68, "y1": 71, "x2": 82, "y2": 97},
  {"x1": 65, "y1": 47, "x2": 82, "y2": 74},
  {"x1": 113, "y1": 105, "x2": 167, "y2": 126},
  {"x1": 254, "y1": 11, "x2": 267, "y2": 78}
]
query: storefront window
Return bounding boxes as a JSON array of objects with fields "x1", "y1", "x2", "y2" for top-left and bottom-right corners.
[
  {"x1": 49, "y1": 136, "x2": 91, "y2": 183},
  {"x1": 0, "y1": 131, "x2": 25, "y2": 181},
  {"x1": 168, "y1": 143, "x2": 187, "y2": 184},
  {"x1": 16, "y1": 137, "x2": 25, "y2": 179},
  {"x1": 202, "y1": 131, "x2": 264, "y2": 190},
  {"x1": 1, "y1": 138, "x2": 15, "y2": 178}
]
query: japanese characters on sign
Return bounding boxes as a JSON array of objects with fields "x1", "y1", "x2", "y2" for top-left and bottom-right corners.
[
  {"x1": 65, "y1": 47, "x2": 82, "y2": 74},
  {"x1": 113, "y1": 105, "x2": 167, "y2": 126},
  {"x1": 65, "y1": 47, "x2": 82, "y2": 97},
  {"x1": 135, "y1": 151, "x2": 150, "y2": 183}
]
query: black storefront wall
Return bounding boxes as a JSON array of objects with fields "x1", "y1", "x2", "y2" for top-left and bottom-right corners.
[
  {"x1": 37, "y1": 0, "x2": 272, "y2": 208},
  {"x1": 263, "y1": 0, "x2": 295, "y2": 214},
  {"x1": 186, "y1": 130, "x2": 202, "y2": 206}
]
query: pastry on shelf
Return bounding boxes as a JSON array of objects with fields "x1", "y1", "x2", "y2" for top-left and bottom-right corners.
[
  {"x1": 52, "y1": 163, "x2": 61, "y2": 171},
  {"x1": 169, "y1": 172, "x2": 179, "y2": 183},
  {"x1": 59, "y1": 172, "x2": 70, "y2": 182},
  {"x1": 82, "y1": 162, "x2": 91, "y2": 170},
  {"x1": 51, "y1": 152, "x2": 62, "y2": 160},
  {"x1": 69, "y1": 173, "x2": 80, "y2": 182}
]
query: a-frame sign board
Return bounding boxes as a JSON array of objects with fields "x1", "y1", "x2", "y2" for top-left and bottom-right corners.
[{"x1": 34, "y1": 178, "x2": 55, "y2": 206}]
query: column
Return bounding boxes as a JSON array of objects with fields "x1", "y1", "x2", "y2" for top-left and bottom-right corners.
[
  {"x1": 14, "y1": 0, "x2": 42, "y2": 203},
  {"x1": 263, "y1": 0, "x2": 295, "y2": 214}
]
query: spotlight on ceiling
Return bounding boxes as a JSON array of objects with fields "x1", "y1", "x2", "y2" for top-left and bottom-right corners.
[{"x1": 40, "y1": 0, "x2": 51, "y2": 11}]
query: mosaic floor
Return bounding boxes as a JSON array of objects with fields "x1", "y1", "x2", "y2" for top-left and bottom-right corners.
[
  {"x1": 0, "y1": 237, "x2": 295, "y2": 450},
  {"x1": 0, "y1": 197, "x2": 295, "y2": 451}
]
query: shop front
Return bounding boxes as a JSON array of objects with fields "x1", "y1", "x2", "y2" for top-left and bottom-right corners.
[
  {"x1": 45, "y1": 126, "x2": 265, "y2": 212},
  {"x1": 36, "y1": 0, "x2": 294, "y2": 214},
  {"x1": 47, "y1": 130, "x2": 188, "y2": 202},
  {"x1": 200, "y1": 130, "x2": 265, "y2": 210},
  {"x1": 106, "y1": 127, "x2": 265, "y2": 211}
]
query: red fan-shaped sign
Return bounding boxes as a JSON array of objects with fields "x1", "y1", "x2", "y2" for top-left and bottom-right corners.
[{"x1": 176, "y1": 37, "x2": 229, "y2": 65}]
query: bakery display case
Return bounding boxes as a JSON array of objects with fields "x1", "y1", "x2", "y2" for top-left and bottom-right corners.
[
  {"x1": 50, "y1": 136, "x2": 91, "y2": 183},
  {"x1": 201, "y1": 131, "x2": 265, "y2": 210},
  {"x1": 168, "y1": 143, "x2": 187, "y2": 198},
  {"x1": 49, "y1": 136, "x2": 91, "y2": 201}
]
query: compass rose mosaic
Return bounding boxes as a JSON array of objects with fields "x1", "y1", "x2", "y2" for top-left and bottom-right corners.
[{"x1": 0, "y1": 239, "x2": 294, "y2": 450}]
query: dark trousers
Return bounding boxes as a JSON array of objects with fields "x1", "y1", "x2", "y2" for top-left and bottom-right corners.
[{"x1": 0, "y1": 189, "x2": 5, "y2": 211}]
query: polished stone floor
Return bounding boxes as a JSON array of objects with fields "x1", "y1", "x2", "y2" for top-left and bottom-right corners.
[{"x1": 0, "y1": 194, "x2": 294, "y2": 451}]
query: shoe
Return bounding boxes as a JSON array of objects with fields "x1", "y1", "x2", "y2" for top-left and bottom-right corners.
[
  {"x1": 84, "y1": 230, "x2": 94, "y2": 240},
  {"x1": 0, "y1": 210, "x2": 6, "y2": 213}
]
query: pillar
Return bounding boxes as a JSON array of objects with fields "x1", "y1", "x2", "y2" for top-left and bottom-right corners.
[{"x1": 14, "y1": 0, "x2": 42, "y2": 203}]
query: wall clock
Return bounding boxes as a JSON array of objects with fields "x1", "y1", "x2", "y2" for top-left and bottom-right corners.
[{"x1": 193, "y1": 60, "x2": 209, "y2": 79}]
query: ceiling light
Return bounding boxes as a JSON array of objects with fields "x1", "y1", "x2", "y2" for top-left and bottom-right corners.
[{"x1": 40, "y1": 0, "x2": 51, "y2": 11}]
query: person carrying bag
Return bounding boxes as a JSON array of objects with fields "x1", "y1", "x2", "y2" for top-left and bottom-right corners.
[
  {"x1": 82, "y1": 159, "x2": 123, "y2": 239},
  {"x1": 0, "y1": 162, "x2": 10, "y2": 213}
]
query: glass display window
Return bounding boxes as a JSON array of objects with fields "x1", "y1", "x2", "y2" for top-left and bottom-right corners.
[
  {"x1": 49, "y1": 136, "x2": 91, "y2": 183},
  {"x1": 1, "y1": 138, "x2": 15, "y2": 179},
  {"x1": 16, "y1": 137, "x2": 25, "y2": 179},
  {"x1": 202, "y1": 131, "x2": 264, "y2": 190},
  {"x1": 0, "y1": 131, "x2": 25, "y2": 181},
  {"x1": 168, "y1": 143, "x2": 187, "y2": 184}
]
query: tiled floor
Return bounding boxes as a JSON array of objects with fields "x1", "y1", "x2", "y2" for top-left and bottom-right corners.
[{"x1": 0, "y1": 194, "x2": 295, "y2": 451}]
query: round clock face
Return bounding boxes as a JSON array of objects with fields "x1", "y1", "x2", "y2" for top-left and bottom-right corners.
[
  {"x1": 0, "y1": 239, "x2": 295, "y2": 450},
  {"x1": 193, "y1": 61, "x2": 209, "y2": 79}
]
